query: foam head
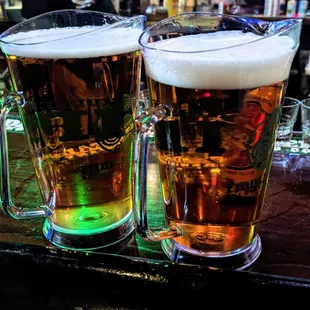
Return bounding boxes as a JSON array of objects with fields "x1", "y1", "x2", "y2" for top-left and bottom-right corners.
[
  {"x1": 1, "y1": 26, "x2": 142, "y2": 59},
  {"x1": 142, "y1": 31, "x2": 297, "y2": 90}
]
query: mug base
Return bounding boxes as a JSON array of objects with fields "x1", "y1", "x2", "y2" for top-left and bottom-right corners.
[
  {"x1": 42, "y1": 213, "x2": 135, "y2": 252},
  {"x1": 161, "y1": 234, "x2": 262, "y2": 270}
]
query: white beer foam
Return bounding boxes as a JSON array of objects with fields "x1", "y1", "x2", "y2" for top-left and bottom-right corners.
[
  {"x1": 1, "y1": 26, "x2": 142, "y2": 58},
  {"x1": 143, "y1": 31, "x2": 296, "y2": 89}
]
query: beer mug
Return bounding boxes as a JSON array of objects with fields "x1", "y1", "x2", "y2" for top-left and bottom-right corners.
[
  {"x1": 134, "y1": 13, "x2": 301, "y2": 269},
  {"x1": 0, "y1": 10, "x2": 146, "y2": 250}
]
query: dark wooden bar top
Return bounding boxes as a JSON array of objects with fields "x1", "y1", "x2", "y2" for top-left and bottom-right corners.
[
  {"x1": 0, "y1": 122, "x2": 310, "y2": 308},
  {"x1": 4, "y1": 128, "x2": 310, "y2": 277}
]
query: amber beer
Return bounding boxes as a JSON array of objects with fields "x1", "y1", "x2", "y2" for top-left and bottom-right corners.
[
  {"x1": 4, "y1": 26, "x2": 141, "y2": 237},
  {"x1": 144, "y1": 31, "x2": 295, "y2": 253}
]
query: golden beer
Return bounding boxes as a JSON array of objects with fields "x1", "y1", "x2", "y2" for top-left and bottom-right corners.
[
  {"x1": 3, "y1": 25, "x2": 142, "y2": 247},
  {"x1": 144, "y1": 31, "x2": 295, "y2": 253}
]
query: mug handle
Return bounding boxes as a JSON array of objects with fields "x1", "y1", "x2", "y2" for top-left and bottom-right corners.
[
  {"x1": 133, "y1": 106, "x2": 182, "y2": 241},
  {"x1": 0, "y1": 93, "x2": 52, "y2": 219}
]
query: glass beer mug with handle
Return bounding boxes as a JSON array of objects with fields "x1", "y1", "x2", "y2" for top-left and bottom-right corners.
[
  {"x1": 0, "y1": 10, "x2": 146, "y2": 251},
  {"x1": 134, "y1": 13, "x2": 301, "y2": 270}
]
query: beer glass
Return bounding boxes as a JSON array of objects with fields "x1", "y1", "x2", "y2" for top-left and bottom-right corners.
[
  {"x1": 277, "y1": 97, "x2": 300, "y2": 145},
  {"x1": 0, "y1": 10, "x2": 146, "y2": 250},
  {"x1": 301, "y1": 98, "x2": 310, "y2": 148},
  {"x1": 134, "y1": 13, "x2": 301, "y2": 269}
]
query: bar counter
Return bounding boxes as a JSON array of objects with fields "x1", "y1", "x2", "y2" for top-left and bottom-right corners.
[
  {"x1": 1, "y1": 15, "x2": 310, "y2": 307},
  {"x1": 0, "y1": 123, "x2": 310, "y2": 307}
]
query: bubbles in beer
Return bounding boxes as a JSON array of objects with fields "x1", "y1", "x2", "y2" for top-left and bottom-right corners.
[
  {"x1": 143, "y1": 31, "x2": 296, "y2": 89},
  {"x1": 1, "y1": 26, "x2": 142, "y2": 58}
]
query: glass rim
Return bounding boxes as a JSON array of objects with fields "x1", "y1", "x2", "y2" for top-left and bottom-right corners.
[
  {"x1": 0, "y1": 9, "x2": 145, "y2": 47},
  {"x1": 301, "y1": 98, "x2": 310, "y2": 109},
  {"x1": 138, "y1": 12, "x2": 301, "y2": 54},
  {"x1": 284, "y1": 96, "x2": 301, "y2": 108}
]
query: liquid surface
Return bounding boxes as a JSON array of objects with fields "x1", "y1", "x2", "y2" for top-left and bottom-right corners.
[
  {"x1": 143, "y1": 31, "x2": 296, "y2": 89},
  {"x1": 1, "y1": 26, "x2": 142, "y2": 58}
]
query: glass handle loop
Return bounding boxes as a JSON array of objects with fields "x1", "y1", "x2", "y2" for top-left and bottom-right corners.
[
  {"x1": 133, "y1": 106, "x2": 182, "y2": 241},
  {"x1": 0, "y1": 93, "x2": 52, "y2": 219}
]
